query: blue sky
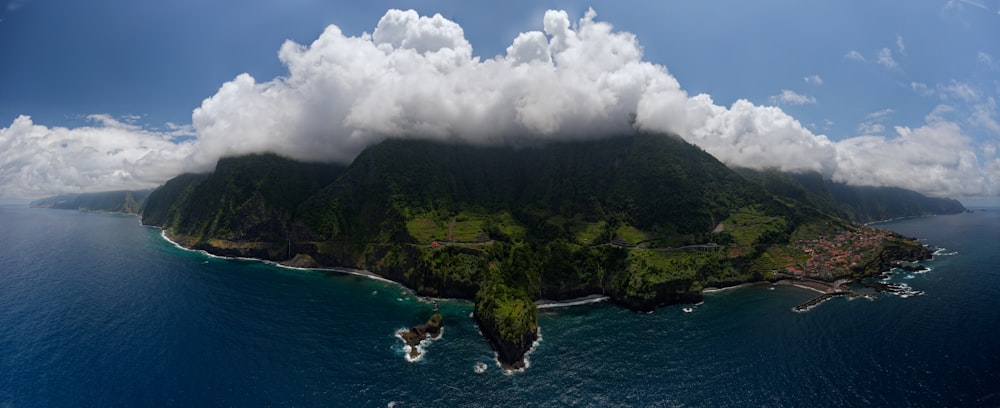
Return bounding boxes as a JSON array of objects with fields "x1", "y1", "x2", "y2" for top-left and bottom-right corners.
[{"x1": 1, "y1": 0, "x2": 998, "y2": 202}]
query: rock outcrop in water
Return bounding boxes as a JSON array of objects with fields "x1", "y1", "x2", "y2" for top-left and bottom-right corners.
[
  {"x1": 859, "y1": 234, "x2": 932, "y2": 277},
  {"x1": 398, "y1": 313, "x2": 444, "y2": 360}
]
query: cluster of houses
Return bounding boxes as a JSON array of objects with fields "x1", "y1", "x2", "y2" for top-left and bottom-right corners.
[{"x1": 790, "y1": 227, "x2": 888, "y2": 278}]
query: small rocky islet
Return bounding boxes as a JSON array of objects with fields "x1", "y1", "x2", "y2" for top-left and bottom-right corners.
[{"x1": 397, "y1": 313, "x2": 444, "y2": 361}]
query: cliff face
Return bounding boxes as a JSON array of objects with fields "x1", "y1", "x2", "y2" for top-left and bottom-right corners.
[
  {"x1": 474, "y1": 284, "x2": 538, "y2": 369},
  {"x1": 30, "y1": 190, "x2": 152, "y2": 214},
  {"x1": 737, "y1": 168, "x2": 966, "y2": 223},
  {"x1": 141, "y1": 154, "x2": 344, "y2": 256},
  {"x1": 859, "y1": 234, "x2": 933, "y2": 277},
  {"x1": 135, "y1": 133, "x2": 937, "y2": 369}
]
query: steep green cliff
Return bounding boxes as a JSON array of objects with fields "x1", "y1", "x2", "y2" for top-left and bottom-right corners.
[
  {"x1": 142, "y1": 153, "x2": 344, "y2": 259},
  {"x1": 737, "y1": 168, "x2": 966, "y2": 223}
]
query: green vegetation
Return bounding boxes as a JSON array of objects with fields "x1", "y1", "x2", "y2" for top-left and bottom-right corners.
[
  {"x1": 132, "y1": 132, "x2": 939, "y2": 368},
  {"x1": 142, "y1": 154, "x2": 344, "y2": 258},
  {"x1": 722, "y1": 206, "x2": 787, "y2": 246},
  {"x1": 737, "y1": 168, "x2": 966, "y2": 223}
]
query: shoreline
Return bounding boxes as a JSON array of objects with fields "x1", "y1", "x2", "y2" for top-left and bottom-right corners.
[
  {"x1": 155, "y1": 227, "x2": 613, "y2": 311},
  {"x1": 702, "y1": 282, "x2": 765, "y2": 293},
  {"x1": 157, "y1": 228, "x2": 407, "y2": 286},
  {"x1": 535, "y1": 294, "x2": 609, "y2": 309}
]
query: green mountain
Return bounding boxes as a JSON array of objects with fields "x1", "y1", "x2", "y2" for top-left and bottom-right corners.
[
  {"x1": 139, "y1": 133, "x2": 933, "y2": 369},
  {"x1": 141, "y1": 153, "x2": 345, "y2": 259},
  {"x1": 30, "y1": 189, "x2": 152, "y2": 214},
  {"x1": 737, "y1": 168, "x2": 966, "y2": 223}
]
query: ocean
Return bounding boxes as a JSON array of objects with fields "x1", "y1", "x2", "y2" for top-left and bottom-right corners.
[{"x1": 1, "y1": 206, "x2": 998, "y2": 407}]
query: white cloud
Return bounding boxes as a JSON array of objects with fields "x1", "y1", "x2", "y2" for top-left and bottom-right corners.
[
  {"x1": 978, "y1": 51, "x2": 998, "y2": 70},
  {"x1": 896, "y1": 35, "x2": 906, "y2": 55},
  {"x1": 946, "y1": 0, "x2": 990, "y2": 10},
  {"x1": 865, "y1": 108, "x2": 895, "y2": 121},
  {"x1": 984, "y1": 142, "x2": 997, "y2": 158},
  {"x1": 971, "y1": 97, "x2": 1000, "y2": 135},
  {"x1": 844, "y1": 50, "x2": 865, "y2": 61},
  {"x1": 834, "y1": 121, "x2": 992, "y2": 196},
  {"x1": 804, "y1": 75, "x2": 824, "y2": 85},
  {"x1": 911, "y1": 81, "x2": 933, "y2": 96},
  {"x1": 877, "y1": 48, "x2": 898, "y2": 69},
  {"x1": 1, "y1": 8, "x2": 995, "y2": 200},
  {"x1": 856, "y1": 109, "x2": 893, "y2": 135},
  {"x1": 769, "y1": 89, "x2": 817, "y2": 105},
  {"x1": 0, "y1": 115, "x2": 195, "y2": 199},
  {"x1": 856, "y1": 122, "x2": 886, "y2": 135},
  {"x1": 938, "y1": 80, "x2": 979, "y2": 101},
  {"x1": 926, "y1": 104, "x2": 957, "y2": 123}
]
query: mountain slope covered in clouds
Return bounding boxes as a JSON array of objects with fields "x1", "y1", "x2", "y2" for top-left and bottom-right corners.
[
  {"x1": 3, "y1": 8, "x2": 995, "y2": 200},
  {"x1": 738, "y1": 169, "x2": 966, "y2": 223},
  {"x1": 135, "y1": 132, "x2": 932, "y2": 369},
  {"x1": 29, "y1": 189, "x2": 151, "y2": 214}
]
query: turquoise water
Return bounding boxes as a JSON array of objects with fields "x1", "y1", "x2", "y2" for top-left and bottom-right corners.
[{"x1": 1, "y1": 206, "x2": 998, "y2": 406}]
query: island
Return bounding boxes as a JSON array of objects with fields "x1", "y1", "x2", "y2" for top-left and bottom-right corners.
[{"x1": 35, "y1": 132, "x2": 964, "y2": 370}]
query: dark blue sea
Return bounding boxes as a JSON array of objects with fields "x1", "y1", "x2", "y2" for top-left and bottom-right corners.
[{"x1": 1, "y1": 206, "x2": 999, "y2": 407}]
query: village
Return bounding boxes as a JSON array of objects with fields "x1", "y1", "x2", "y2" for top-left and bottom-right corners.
[{"x1": 789, "y1": 226, "x2": 888, "y2": 279}]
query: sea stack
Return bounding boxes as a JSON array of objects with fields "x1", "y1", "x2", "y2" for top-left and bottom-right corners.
[{"x1": 398, "y1": 313, "x2": 444, "y2": 360}]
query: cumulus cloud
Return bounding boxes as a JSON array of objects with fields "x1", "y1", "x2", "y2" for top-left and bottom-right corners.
[
  {"x1": 1, "y1": 8, "x2": 996, "y2": 199},
  {"x1": 0, "y1": 115, "x2": 194, "y2": 199},
  {"x1": 770, "y1": 90, "x2": 817, "y2": 105},
  {"x1": 671, "y1": 97, "x2": 838, "y2": 175},
  {"x1": 190, "y1": 8, "x2": 661, "y2": 166},
  {"x1": 834, "y1": 121, "x2": 992, "y2": 196}
]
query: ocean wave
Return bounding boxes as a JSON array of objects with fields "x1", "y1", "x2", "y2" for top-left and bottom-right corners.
[
  {"x1": 159, "y1": 229, "x2": 280, "y2": 264},
  {"x1": 535, "y1": 295, "x2": 609, "y2": 309},
  {"x1": 155, "y1": 227, "x2": 480, "y2": 310},
  {"x1": 702, "y1": 282, "x2": 758, "y2": 293}
]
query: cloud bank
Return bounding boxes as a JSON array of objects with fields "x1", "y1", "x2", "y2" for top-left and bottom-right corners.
[
  {"x1": 1, "y1": 8, "x2": 996, "y2": 199},
  {"x1": 0, "y1": 115, "x2": 195, "y2": 198}
]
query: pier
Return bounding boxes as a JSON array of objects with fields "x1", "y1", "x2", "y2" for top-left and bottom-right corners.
[
  {"x1": 781, "y1": 278, "x2": 871, "y2": 312},
  {"x1": 793, "y1": 291, "x2": 851, "y2": 312}
]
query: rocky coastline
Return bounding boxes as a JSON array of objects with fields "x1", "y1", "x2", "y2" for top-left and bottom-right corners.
[{"x1": 151, "y1": 224, "x2": 934, "y2": 372}]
